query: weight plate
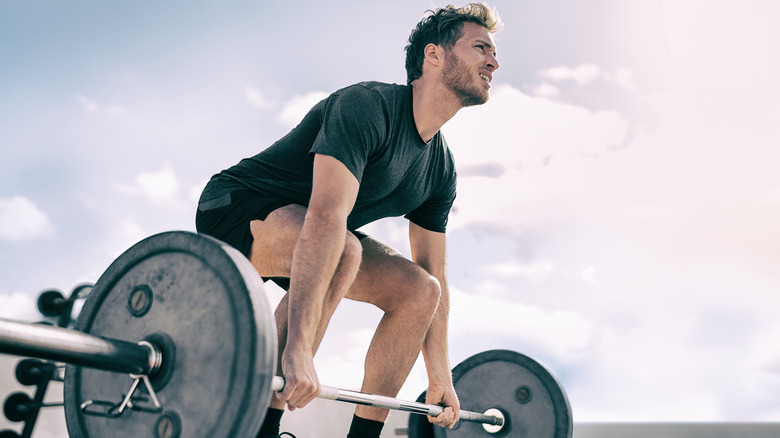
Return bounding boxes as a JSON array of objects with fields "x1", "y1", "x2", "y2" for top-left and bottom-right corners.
[
  {"x1": 3, "y1": 392, "x2": 33, "y2": 422},
  {"x1": 37, "y1": 290, "x2": 66, "y2": 317},
  {"x1": 433, "y1": 350, "x2": 572, "y2": 438},
  {"x1": 15, "y1": 358, "x2": 52, "y2": 386},
  {"x1": 64, "y1": 231, "x2": 277, "y2": 438},
  {"x1": 407, "y1": 391, "x2": 434, "y2": 438}
]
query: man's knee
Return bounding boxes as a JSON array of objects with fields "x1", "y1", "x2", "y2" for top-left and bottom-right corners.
[
  {"x1": 420, "y1": 272, "x2": 442, "y2": 311},
  {"x1": 341, "y1": 231, "x2": 363, "y2": 273},
  {"x1": 402, "y1": 267, "x2": 442, "y2": 314}
]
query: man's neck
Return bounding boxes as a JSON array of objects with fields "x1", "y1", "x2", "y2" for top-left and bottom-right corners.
[{"x1": 411, "y1": 79, "x2": 462, "y2": 143}]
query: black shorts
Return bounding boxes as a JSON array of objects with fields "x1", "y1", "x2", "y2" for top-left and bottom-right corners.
[
  {"x1": 195, "y1": 187, "x2": 368, "y2": 291},
  {"x1": 196, "y1": 188, "x2": 294, "y2": 259}
]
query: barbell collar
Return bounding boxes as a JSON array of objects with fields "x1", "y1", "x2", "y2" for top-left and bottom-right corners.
[{"x1": 0, "y1": 318, "x2": 160, "y2": 376}]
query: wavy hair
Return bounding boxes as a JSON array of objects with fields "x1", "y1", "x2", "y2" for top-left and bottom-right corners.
[{"x1": 404, "y1": 3, "x2": 502, "y2": 85}]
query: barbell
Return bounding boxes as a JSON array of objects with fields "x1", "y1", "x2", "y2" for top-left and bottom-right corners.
[{"x1": 0, "y1": 231, "x2": 572, "y2": 437}]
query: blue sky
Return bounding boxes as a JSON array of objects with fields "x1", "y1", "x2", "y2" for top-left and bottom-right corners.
[{"x1": 2, "y1": 1, "x2": 780, "y2": 435}]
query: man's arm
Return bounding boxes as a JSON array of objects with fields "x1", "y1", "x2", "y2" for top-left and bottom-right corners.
[
  {"x1": 281, "y1": 153, "x2": 359, "y2": 410},
  {"x1": 408, "y1": 221, "x2": 460, "y2": 428}
]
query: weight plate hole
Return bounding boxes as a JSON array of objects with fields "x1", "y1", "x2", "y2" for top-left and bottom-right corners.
[
  {"x1": 515, "y1": 385, "x2": 532, "y2": 404},
  {"x1": 128, "y1": 285, "x2": 153, "y2": 317}
]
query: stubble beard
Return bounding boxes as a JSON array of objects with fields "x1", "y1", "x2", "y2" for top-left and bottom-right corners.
[{"x1": 442, "y1": 52, "x2": 489, "y2": 107}]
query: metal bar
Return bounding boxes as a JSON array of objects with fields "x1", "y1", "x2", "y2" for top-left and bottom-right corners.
[
  {"x1": 0, "y1": 318, "x2": 158, "y2": 375},
  {"x1": 271, "y1": 376, "x2": 503, "y2": 427}
]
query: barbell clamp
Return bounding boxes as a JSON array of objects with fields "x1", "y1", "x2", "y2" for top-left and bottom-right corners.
[{"x1": 81, "y1": 373, "x2": 163, "y2": 418}]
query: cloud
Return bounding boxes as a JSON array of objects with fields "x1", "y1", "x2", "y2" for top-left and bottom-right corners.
[
  {"x1": 189, "y1": 178, "x2": 210, "y2": 204},
  {"x1": 538, "y1": 63, "x2": 636, "y2": 90},
  {"x1": 540, "y1": 63, "x2": 601, "y2": 85},
  {"x1": 445, "y1": 84, "x2": 628, "y2": 172},
  {"x1": 77, "y1": 94, "x2": 99, "y2": 112},
  {"x1": 114, "y1": 164, "x2": 182, "y2": 205},
  {"x1": 450, "y1": 285, "x2": 600, "y2": 355},
  {"x1": 457, "y1": 162, "x2": 506, "y2": 178},
  {"x1": 277, "y1": 91, "x2": 329, "y2": 128},
  {"x1": 244, "y1": 86, "x2": 275, "y2": 109},
  {"x1": 0, "y1": 291, "x2": 41, "y2": 321},
  {"x1": 531, "y1": 82, "x2": 560, "y2": 99},
  {"x1": 0, "y1": 196, "x2": 54, "y2": 241},
  {"x1": 76, "y1": 94, "x2": 126, "y2": 114},
  {"x1": 612, "y1": 68, "x2": 636, "y2": 91}
]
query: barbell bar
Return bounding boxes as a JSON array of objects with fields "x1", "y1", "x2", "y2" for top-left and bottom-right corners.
[
  {"x1": 0, "y1": 317, "x2": 502, "y2": 427},
  {"x1": 270, "y1": 377, "x2": 503, "y2": 425},
  {"x1": 0, "y1": 319, "x2": 160, "y2": 376}
]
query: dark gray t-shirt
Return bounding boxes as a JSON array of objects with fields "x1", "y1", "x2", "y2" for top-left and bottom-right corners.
[{"x1": 205, "y1": 81, "x2": 457, "y2": 233}]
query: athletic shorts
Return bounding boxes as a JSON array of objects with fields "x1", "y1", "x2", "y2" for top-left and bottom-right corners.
[{"x1": 195, "y1": 187, "x2": 368, "y2": 291}]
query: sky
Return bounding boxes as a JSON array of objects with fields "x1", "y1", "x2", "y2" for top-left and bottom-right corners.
[{"x1": 2, "y1": 0, "x2": 780, "y2": 436}]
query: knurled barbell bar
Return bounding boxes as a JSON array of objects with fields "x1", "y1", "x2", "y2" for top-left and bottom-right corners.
[{"x1": 0, "y1": 231, "x2": 572, "y2": 438}]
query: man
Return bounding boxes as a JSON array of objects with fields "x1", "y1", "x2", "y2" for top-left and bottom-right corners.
[{"x1": 196, "y1": 4, "x2": 500, "y2": 437}]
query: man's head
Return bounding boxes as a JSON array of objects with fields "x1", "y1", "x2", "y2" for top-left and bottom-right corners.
[{"x1": 405, "y1": 3, "x2": 502, "y2": 86}]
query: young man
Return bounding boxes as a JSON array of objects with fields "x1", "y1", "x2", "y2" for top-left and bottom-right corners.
[{"x1": 196, "y1": 4, "x2": 500, "y2": 437}]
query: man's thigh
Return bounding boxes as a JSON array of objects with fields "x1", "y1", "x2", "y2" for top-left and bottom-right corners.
[
  {"x1": 346, "y1": 236, "x2": 430, "y2": 311},
  {"x1": 196, "y1": 187, "x2": 294, "y2": 259},
  {"x1": 248, "y1": 204, "x2": 307, "y2": 278}
]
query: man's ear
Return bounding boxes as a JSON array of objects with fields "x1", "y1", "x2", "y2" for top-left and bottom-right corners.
[{"x1": 424, "y1": 43, "x2": 443, "y2": 66}]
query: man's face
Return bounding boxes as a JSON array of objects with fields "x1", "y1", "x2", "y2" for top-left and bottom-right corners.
[{"x1": 441, "y1": 22, "x2": 499, "y2": 107}]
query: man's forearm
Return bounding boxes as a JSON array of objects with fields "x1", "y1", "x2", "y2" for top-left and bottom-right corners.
[{"x1": 422, "y1": 280, "x2": 453, "y2": 385}]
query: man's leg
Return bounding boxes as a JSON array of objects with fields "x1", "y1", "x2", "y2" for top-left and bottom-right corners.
[
  {"x1": 249, "y1": 209, "x2": 440, "y2": 433},
  {"x1": 345, "y1": 236, "x2": 443, "y2": 423},
  {"x1": 248, "y1": 204, "x2": 363, "y2": 411}
]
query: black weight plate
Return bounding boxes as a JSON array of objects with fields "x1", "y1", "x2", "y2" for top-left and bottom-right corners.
[
  {"x1": 3, "y1": 392, "x2": 32, "y2": 422},
  {"x1": 37, "y1": 290, "x2": 66, "y2": 317},
  {"x1": 64, "y1": 231, "x2": 277, "y2": 438},
  {"x1": 15, "y1": 359, "x2": 52, "y2": 386},
  {"x1": 434, "y1": 350, "x2": 572, "y2": 438},
  {"x1": 407, "y1": 391, "x2": 434, "y2": 438}
]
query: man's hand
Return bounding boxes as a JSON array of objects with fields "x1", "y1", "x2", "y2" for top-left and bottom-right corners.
[
  {"x1": 426, "y1": 382, "x2": 460, "y2": 429},
  {"x1": 279, "y1": 348, "x2": 320, "y2": 410}
]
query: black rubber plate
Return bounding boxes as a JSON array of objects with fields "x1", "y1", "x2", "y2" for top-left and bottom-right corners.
[{"x1": 64, "y1": 231, "x2": 277, "y2": 438}]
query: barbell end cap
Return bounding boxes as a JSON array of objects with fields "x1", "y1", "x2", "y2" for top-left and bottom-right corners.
[{"x1": 271, "y1": 376, "x2": 285, "y2": 392}]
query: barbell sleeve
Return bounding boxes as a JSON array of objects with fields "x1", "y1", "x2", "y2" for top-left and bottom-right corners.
[
  {"x1": 271, "y1": 376, "x2": 503, "y2": 426},
  {"x1": 0, "y1": 318, "x2": 160, "y2": 376}
]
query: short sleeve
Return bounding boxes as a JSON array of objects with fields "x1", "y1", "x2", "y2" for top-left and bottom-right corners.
[
  {"x1": 309, "y1": 85, "x2": 388, "y2": 183},
  {"x1": 404, "y1": 153, "x2": 457, "y2": 233}
]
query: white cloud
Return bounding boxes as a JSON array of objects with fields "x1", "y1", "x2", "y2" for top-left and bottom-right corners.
[
  {"x1": 540, "y1": 63, "x2": 601, "y2": 85},
  {"x1": 277, "y1": 91, "x2": 328, "y2": 128},
  {"x1": 76, "y1": 94, "x2": 126, "y2": 114},
  {"x1": 538, "y1": 63, "x2": 637, "y2": 91},
  {"x1": 481, "y1": 259, "x2": 556, "y2": 283},
  {"x1": 612, "y1": 67, "x2": 636, "y2": 91},
  {"x1": 105, "y1": 220, "x2": 149, "y2": 260},
  {"x1": 445, "y1": 84, "x2": 628, "y2": 171},
  {"x1": 450, "y1": 285, "x2": 601, "y2": 355},
  {"x1": 531, "y1": 82, "x2": 560, "y2": 98},
  {"x1": 444, "y1": 83, "x2": 629, "y2": 231},
  {"x1": 114, "y1": 163, "x2": 182, "y2": 205},
  {"x1": 0, "y1": 196, "x2": 54, "y2": 241},
  {"x1": 189, "y1": 178, "x2": 210, "y2": 204},
  {"x1": 0, "y1": 291, "x2": 40, "y2": 321},
  {"x1": 77, "y1": 94, "x2": 99, "y2": 112},
  {"x1": 244, "y1": 86, "x2": 275, "y2": 109},
  {"x1": 76, "y1": 192, "x2": 100, "y2": 211}
]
